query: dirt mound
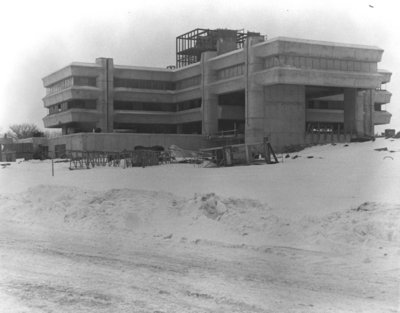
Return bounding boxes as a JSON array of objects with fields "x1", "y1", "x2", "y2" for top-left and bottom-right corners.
[
  {"x1": 298, "y1": 202, "x2": 400, "y2": 247},
  {"x1": 1, "y1": 186, "x2": 398, "y2": 249}
]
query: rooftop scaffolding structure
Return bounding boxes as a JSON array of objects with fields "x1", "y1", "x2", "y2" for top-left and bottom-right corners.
[{"x1": 176, "y1": 28, "x2": 261, "y2": 68}]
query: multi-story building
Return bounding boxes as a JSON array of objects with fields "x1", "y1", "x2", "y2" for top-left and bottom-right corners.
[{"x1": 42, "y1": 28, "x2": 392, "y2": 152}]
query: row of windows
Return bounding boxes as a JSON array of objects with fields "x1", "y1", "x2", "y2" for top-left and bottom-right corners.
[
  {"x1": 264, "y1": 55, "x2": 377, "y2": 73},
  {"x1": 114, "y1": 99, "x2": 202, "y2": 112},
  {"x1": 175, "y1": 76, "x2": 201, "y2": 90},
  {"x1": 48, "y1": 100, "x2": 97, "y2": 114},
  {"x1": 113, "y1": 121, "x2": 202, "y2": 135},
  {"x1": 216, "y1": 64, "x2": 245, "y2": 80},
  {"x1": 46, "y1": 77, "x2": 73, "y2": 95},
  {"x1": 46, "y1": 76, "x2": 202, "y2": 95},
  {"x1": 307, "y1": 100, "x2": 343, "y2": 110},
  {"x1": 74, "y1": 76, "x2": 97, "y2": 87},
  {"x1": 114, "y1": 76, "x2": 201, "y2": 91},
  {"x1": 114, "y1": 78, "x2": 175, "y2": 90},
  {"x1": 114, "y1": 101, "x2": 176, "y2": 112},
  {"x1": 46, "y1": 76, "x2": 97, "y2": 95},
  {"x1": 177, "y1": 98, "x2": 201, "y2": 111}
]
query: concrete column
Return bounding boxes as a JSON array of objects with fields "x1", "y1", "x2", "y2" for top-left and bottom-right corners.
[
  {"x1": 362, "y1": 89, "x2": 375, "y2": 136},
  {"x1": 201, "y1": 51, "x2": 218, "y2": 136},
  {"x1": 245, "y1": 36, "x2": 265, "y2": 144},
  {"x1": 263, "y1": 84, "x2": 306, "y2": 150},
  {"x1": 96, "y1": 58, "x2": 114, "y2": 133},
  {"x1": 106, "y1": 59, "x2": 114, "y2": 132},
  {"x1": 344, "y1": 88, "x2": 364, "y2": 136}
]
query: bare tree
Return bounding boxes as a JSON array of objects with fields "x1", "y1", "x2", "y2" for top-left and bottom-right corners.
[{"x1": 7, "y1": 123, "x2": 44, "y2": 139}]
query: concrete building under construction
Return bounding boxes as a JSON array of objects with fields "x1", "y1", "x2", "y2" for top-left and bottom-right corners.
[{"x1": 42, "y1": 28, "x2": 392, "y2": 154}]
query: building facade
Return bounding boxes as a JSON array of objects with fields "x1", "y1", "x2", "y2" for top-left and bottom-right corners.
[{"x1": 42, "y1": 30, "x2": 392, "y2": 151}]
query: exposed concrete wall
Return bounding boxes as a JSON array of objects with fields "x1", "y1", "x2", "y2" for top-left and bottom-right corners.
[
  {"x1": 173, "y1": 63, "x2": 201, "y2": 81},
  {"x1": 374, "y1": 90, "x2": 391, "y2": 104},
  {"x1": 43, "y1": 87, "x2": 101, "y2": 107},
  {"x1": 378, "y1": 70, "x2": 392, "y2": 83},
  {"x1": 96, "y1": 58, "x2": 114, "y2": 132},
  {"x1": 360, "y1": 89, "x2": 374, "y2": 136},
  {"x1": 43, "y1": 64, "x2": 102, "y2": 87},
  {"x1": 344, "y1": 88, "x2": 363, "y2": 135},
  {"x1": 208, "y1": 77, "x2": 244, "y2": 95},
  {"x1": 253, "y1": 37, "x2": 383, "y2": 62},
  {"x1": 114, "y1": 66, "x2": 173, "y2": 81},
  {"x1": 48, "y1": 134, "x2": 85, "y2": 152},
  {"x1": 343, "y1": 88, "x2": 375, "y2": 137},
  {"x1": 201, "y1": 51, "x2": 218, "y2": 135},
  {"x1": 263, "y1": 84, "x2": 306, "y2": 150},
  {"x1": 245, "y1": 36, "x2": 267, "y2": 144},
  {"x1": 253, "y1": 68, "x2": 383, "y2": 89},
  {"x1": 48, "y1": 133, "x2": 209, "y2": 152},
  {"x1": 373, "y1": 110, "x2": 392, "y2": 125},
  {"x1": 208, "y1": 49, "x2": 244, "y2": 71},
  {"x1": 107, "y1": 59, "x2": 114, "y2": 132},
  {"x1": 43, "y1": 110, "x2": 102, "y2": 128}
]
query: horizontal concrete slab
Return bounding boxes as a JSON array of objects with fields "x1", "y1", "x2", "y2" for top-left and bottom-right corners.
[
  {"x1": 43, "y1": 110, "x2": 102, "y2": 127},
  {"x1": 253, "y1": 67, "x2": 383, "y2": 89},
  {"x1": 43, "y1": 87, "x2": 101, "y2": 107}
]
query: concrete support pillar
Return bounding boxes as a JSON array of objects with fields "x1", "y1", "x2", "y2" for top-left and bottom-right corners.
[
  {"x1": 245, "y1": 36, "x2": 265, "y2": 144},
  {"x1": 245, "y1": 36, "x2": 305, "y2": 150},
  {"x1": 96, "y1": 58, "x2": 114, "y2": 133},
  {"x1": 361, "y1": 89, "x2": 375, "y2": 137},
  {"x1": 344, "y1": 88, "x2": 364, "y2": 136},
  {"x1": 263, "y1": 84, "x2": 306, "y2": 150},
  {"x1": 201, "y1": 51, "x2": 218, "y2": 136}
]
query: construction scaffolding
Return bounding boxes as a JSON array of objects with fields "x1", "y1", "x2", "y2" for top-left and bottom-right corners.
[
  {"x1": 67, "y1": 150, "x2": 161, "y2": 170},
  {"x1": 176, "y1": 28, "x2": 261, "y2": 68},
  {"x1": 200, "y1": 138, "x2": 278, "y2": 167}
]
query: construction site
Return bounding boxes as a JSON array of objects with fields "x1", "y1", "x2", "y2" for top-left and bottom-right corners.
[
  {"x1": 0, "y1": 9, "x2": 399, "y2": 311},
  {"x1": 25, "y1": 27, "x2": 390, "y2": 166}
]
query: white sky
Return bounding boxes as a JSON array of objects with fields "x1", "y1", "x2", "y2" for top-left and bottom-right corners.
[{"x1": 0, "y1": 0, "x2": 398, "y2": 133}]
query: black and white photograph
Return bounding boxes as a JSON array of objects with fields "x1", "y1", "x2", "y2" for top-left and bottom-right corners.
[{"x1": 0, "y1": 0, "x2": 399, "y2": 312}]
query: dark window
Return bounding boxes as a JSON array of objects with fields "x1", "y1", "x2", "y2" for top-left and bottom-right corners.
[
  {"x1": 175, "y1": 76, "x2": 201, "y2": 90},
  {"x1": 46, "y1": 77, "x2": 73, "y2": 95},
  {"x1": 114, "y1": 78, "x2": 175, "y2": 90},
  {"x1": 374, "y1": 103, "x2": 382, "y2": 111},
  {"x1": 177, "y1": 99, "x2": 201, "y2": 111},
  {"x1": 73, "y1": 76, "x2": 97, "y2": 87},
  {"x1": 114, "y1": 101, "x2": 176, "y2": 112},
  {"x1": 68, "y1": 99, "x2": 97, "y2": 110},
  {"x1": 48, "y1": 100, "x2": 97, "y2": 115}
]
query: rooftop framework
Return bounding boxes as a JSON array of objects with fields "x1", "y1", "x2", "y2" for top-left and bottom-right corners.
[{"x1": 176, "y1": 28, "x2": 261, "y2": 68}]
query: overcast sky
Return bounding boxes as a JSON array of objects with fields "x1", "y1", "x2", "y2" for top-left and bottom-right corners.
[{"x1": 0, "y1": 0, "x2": 398, "y2": 134}]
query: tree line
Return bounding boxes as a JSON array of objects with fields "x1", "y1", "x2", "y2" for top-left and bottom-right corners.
[{"x1": 3, "y1": 123, "x2": 60, "y2": 140}]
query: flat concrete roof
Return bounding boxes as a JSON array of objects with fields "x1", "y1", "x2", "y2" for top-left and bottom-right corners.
[{"x1": 260, "y1": 36, "x2": 383, "y2": 51}]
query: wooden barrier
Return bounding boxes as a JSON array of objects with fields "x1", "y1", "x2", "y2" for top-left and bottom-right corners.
[{"x1": 67, "y1": 149, "x2": 161, "y2": 170}]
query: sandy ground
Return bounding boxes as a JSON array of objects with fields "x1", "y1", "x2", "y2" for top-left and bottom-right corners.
[{"x1": 0, "y1": 138, "x2": 399, "y2": 312}]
